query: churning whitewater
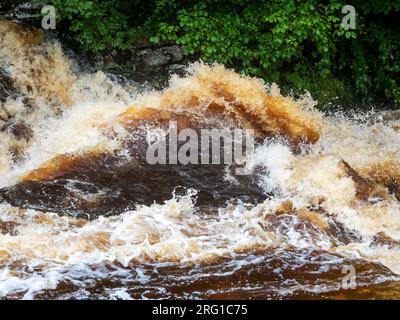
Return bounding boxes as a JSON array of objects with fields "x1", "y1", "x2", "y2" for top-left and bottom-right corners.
[{"x1": 1, "y1": 20, "x2": 400, "y2": 299}]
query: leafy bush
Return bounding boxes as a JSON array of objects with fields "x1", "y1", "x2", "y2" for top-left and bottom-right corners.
[
  {"x1": 48, "y1": 0, "x2": 156, "y2": 51},
  {"x1": 49, "y1": 0, "x2": 400, "y2": 107}
]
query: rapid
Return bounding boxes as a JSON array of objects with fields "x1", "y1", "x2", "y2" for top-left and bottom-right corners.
[{"x1": 1, "y1": 20, "x2": 400, "y2": 299}]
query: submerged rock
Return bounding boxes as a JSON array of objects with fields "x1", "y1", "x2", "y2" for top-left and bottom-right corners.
[
  {"x1": 0, "y1": 148, "x2": 267, "y2": 217},
  {"x1": 5, "y1": 63, "x2": 322, "y2": 191}
]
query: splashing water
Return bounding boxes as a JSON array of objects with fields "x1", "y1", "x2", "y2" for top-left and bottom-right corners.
[{"x1": 1, "y1": 20, "x2": 400, "y2": 299}]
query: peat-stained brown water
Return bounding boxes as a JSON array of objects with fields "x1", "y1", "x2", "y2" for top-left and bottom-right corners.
[
  {"x1": 1, "y1": 20, "x2": 400, "y2": 299},
  {"x1": 5, "y1": 250, "x2": 399, "y2": 300},
  {"x1": 0, "y1": 127, "x2": 267, "y2": 218}
]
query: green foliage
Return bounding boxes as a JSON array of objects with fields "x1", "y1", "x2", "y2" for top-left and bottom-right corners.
[
  {"x1": 48, "y1": 0, "x2": 126, "y2": 51},
  {"x1": 153, "y1": 1, "x2": 346, "y2": 76},
  {"x1": 48, "y1": 0, "x2": 156, "y2": 51},
  {"x1": 49, "y1": 0, "x2": 400, "y2": 107}
]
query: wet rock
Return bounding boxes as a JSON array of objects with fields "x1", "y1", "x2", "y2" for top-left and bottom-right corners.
[
  {"x1": 102, "y1": 56, "x2": 118, "y2": 70},
  {"x1": 162, "y1": 45, "x2": 183, "y2": 62},
  {"x1": 141, "y1": 49, "x2": 169, "y2": 67},
  {"x1": 89, "y1": 44, "x2": 186, "y2": 88},
  {"x1": 0, "y1": 149, "x2": 267, "y2": 218},
  {"x1": 168, "y1": 64, "x2": 187, "y2": 77},
  {"x1": 2, "y1": 1, "x2": 44, "y2": 26},
  {"x1": 0, "y1": 219, "x2": 19, "y2": 235},
  {"x1": 0, "y1": 1, "x2": 25, "y2": 13},
  {"x1": 0, "y1": 67, "x2": 14, "y2": 102},
  {"x1": 93, "y1": 52, "x2": 119, "y2": 70},
  {"x1": 339, "y1": 160, "x2": 388, "y2": 201},
  {"x1": 360, "y1": 161, "x2": 400, "y2": 201},
  {"x1": 138, "y1": 45, "x2": 184, "y2": 67}
]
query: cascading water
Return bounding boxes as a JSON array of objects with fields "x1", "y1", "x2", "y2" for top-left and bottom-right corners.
[{"x1": 1, "y1": 20, "x2": 400, "y2": 299}]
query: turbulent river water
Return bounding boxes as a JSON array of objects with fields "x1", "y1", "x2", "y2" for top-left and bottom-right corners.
[{"x1": 1, "y1": 20, "x2": 400, "y2": 300}]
